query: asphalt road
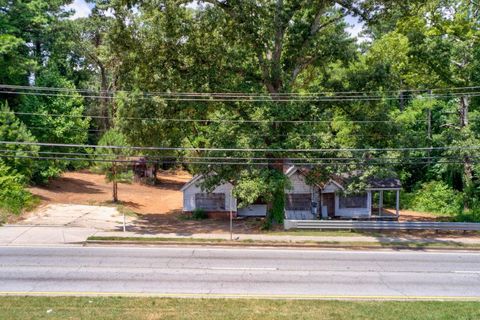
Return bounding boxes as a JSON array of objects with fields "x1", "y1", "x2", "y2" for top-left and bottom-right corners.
[{"x1": 1, "y1": 246, "x2": 480, "y2": 299}]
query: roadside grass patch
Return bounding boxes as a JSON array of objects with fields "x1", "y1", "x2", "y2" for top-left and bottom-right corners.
[
  {"x1": 0, "y1": 297, "x2": 479, "y2": 320},
  {"x1": 86, "y1": 236, "x2": 480, "y2": 249},
  {"x1": 266, "y1": 230, "x2": 371, "y2": 237}
]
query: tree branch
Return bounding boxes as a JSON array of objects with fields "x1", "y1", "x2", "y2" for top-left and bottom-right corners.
[{"x1": 288, "y1": 11, "x2": 346, "y2": 86}]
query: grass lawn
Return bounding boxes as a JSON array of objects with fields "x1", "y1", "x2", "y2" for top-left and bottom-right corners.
[
  {"x1": 266, "y1": 230, "x2": 378, "y2": 237},
  {"x1": 1, "y1": 297, "x2": 479, "y2": 320},
  {"x1": 86, "y1": 235, "x2": 480, "y2": 249}
]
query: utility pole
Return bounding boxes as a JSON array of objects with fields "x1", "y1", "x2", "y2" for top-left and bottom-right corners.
[{"x1": 229, "y1": 189, "x2": 233, "y2": 241}]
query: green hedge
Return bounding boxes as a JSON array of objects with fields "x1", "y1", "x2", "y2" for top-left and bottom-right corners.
[
  {"x1": 0, "y1": 163, "x2": 36, "y2": 222},
  {"x1": 407, "y1": 181, "x2": 463, "y2": 215}
]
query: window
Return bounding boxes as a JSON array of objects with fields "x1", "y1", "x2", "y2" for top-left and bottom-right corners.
[
  {"x1": 195, "y1": 193, "x2": 226, "y2": 210},
  {"x1": 285, "y1": 193, "x2": 311, "y2": 210},
  {"x1": 339, "y1": 194, "x2": 367, "y2": 208}
]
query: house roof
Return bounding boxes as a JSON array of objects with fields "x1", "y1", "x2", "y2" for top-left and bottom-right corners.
[
  {"x1": 288, "y1": 166, "x2": 401, "y2": 191},
  {"x1": 181, "y1": 173, "x2": 234, "y2": 192},
  {"x1": 180, "y1": 174, "x2": 204, "y2": 192},
  {"x1": 366, "y1": 177, "x2": 402, "y2": 190},
  {"x1": 182, "y1": 166, "x2": 401, "y2": 193}
]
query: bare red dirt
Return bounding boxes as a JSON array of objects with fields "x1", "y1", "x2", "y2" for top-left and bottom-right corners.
[
  {"x1": 28, "y1": 170, "x2": 461, "y2": 235},
  {"x1": 29, "y1": 170, "x2": 192, "y2": 214},
  {"x1": 28, "y1": 170, "x2": 265, "y2": 234}
]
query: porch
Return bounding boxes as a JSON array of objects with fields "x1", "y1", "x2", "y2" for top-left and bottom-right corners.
[{"x1": 285, "y1": 188, "x2": 401, "y2": 221}]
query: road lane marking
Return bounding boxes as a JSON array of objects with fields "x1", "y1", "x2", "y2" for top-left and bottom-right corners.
[
  {"x1": 0, "y1": 291, "x2": 479, "y2": 301},
  {"x1": 208, "y1": 267, "x2": 278, "y2": 271},
  {"x1": 454, "y1": 271, "x2": 480, "y2": 274}
]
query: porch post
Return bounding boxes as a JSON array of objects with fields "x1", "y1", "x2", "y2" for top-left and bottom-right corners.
[
  {"x1": 378, "y1": 190, "x2": 383, "y2": 216},
  {"x1": 395, "y1": 189, "x2": 400, "y2": 217},
  {"x1": 378, "y1": 191, "x2": 383, "y2": 216}
]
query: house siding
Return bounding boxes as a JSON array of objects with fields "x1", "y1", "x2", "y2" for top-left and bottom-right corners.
[
  {"x1": 238, "y1": 205, "x2": 267, "y2": 217},
  {"x1": 284, "y1": 171, "x2": 317, "y2": 220},
  {"x1": 321, "y1": 181, "x2": 372, "y2": 218},
  {"x1": 183, "y1": 180, "x2": 237, "y2": 212},
  {"x1": 334, "y1": 191, "x2": 372, "y2": 218}
]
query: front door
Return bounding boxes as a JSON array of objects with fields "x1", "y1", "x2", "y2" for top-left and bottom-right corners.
[{"x1": 322, "y1": 193, "x2": 335, "y2": 218}]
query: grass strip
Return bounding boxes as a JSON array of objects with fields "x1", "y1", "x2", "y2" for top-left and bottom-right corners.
[
  {"x1": 87, "y1": 236, "x2": 480, "y2": 249},
  {"x1": 1, "y1": 296, "x2": 479, "y2": 320}
]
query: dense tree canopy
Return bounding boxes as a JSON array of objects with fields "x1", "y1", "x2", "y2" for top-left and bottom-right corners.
[{"x1": 0, "y1": 0, "x2": 479, "y2": 220}]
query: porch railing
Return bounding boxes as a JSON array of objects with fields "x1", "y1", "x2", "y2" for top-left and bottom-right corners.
[{"x1": 284, "y1": 220, "x2": 480, "y2": 231}]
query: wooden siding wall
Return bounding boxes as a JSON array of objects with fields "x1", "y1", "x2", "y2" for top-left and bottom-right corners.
[
  {"x1": 284, "y1": 172, "x2": 318, "y2": 220},
  {"x1": 183, "y1": 179, "x2": 236, "y2": 212}
]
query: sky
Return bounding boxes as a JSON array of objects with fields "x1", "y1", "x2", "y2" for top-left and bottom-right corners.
[
  {"x1": 65, "y1": 0, "x2": 364, "y2": 38},
  {"x1": 65, "y1": 0, "x2": 93, "y2": 19}
]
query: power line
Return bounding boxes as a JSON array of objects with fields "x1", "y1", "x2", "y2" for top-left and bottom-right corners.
[
  {"x1": 0, "y1": 148, "x2": 472, "y2": 162},
  {"x1": 0, "y1": 153, "x2": 476, "y2": 166},
  {"x1": 2, "y1": 140, "x2": 480, "y2": 153},
  {"x1": 2, "y1": 89, "x2": 480, "y2": 102},
  {"x1": 4, "y1": 111, "x2": 429, "y2": 124},
  {"x1": 2, "y1": 83, "x2": 480, "y2": 96}
]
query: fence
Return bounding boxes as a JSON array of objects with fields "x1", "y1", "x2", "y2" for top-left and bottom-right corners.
[{"x1": 284, "y1": 220, "x2": 480, "y2": 231}]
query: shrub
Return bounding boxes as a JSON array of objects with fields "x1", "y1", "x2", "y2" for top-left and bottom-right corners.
[
  {"x1": 410, "y1": 181, "x2": 463, "y2": 215},
  {"x1": 0, "y1": 164, "x2": 36, "y2": 221},
  {"x1": 454, "y1": 210, "x2": 480, "y2": 222},
  {"x1": 454, "y1": 199, "x2": 480, "y2": 222},
  {"x1": 192, "y1": 208, "x2": 207, "y2": 220}
]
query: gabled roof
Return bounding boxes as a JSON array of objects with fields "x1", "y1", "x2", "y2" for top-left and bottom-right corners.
[
  {"x1": 181, "y1": 173, "x2": 234, "y2": 192},
  {"x1": 180, "y1": 174, "x2": 204, "y2": 192},
  {"x1": 366, "y1": 178, "x2": 402, "y2": 190},
  {"x1": 323, "y1": 178, "x2": 345, "y2": 190},
  {"x1": 285, "y1": 165, "x2": 299, "y2": 177},
  {"x1": 287, "y1": 165, "x2": 401, "y2": 191}
]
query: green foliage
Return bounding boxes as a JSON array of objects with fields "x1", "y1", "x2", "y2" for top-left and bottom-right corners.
[
  {"x1": 2, "y1": 0, "x2": 480, "y2": 222},
  {"x1": 0, "y1": 163, "x2": 36, "y2": 220},
  {"x1": 409, "y1": 181, "x2": 463, "y2": 215},
  {"x1": 0, "y1": 102, "x2": 39, "y2": 180},
  {"x1": 96, "y1": 129, "x2": 133, "y2": 184},
  {"x1": 454, "y1": 209, "x2": 480, "y2": 223},
  {"x1": 269, "y1": 186, "x2": 285, "y2": 225},
  {"x1": 192, "y1": 208, "x2": 207, "y2": 220}
]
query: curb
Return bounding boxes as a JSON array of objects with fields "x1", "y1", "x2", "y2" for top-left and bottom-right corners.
[{"x1": 84, "y1": 240, "x2": 480, "y2": 251}]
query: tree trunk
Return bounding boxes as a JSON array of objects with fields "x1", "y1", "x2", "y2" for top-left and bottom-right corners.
[
  {"x1": 113, "y1": 181, "x2": 118, "y2": 203},
  {"x1": 112, "y1": 161, "x2": 118, "y2": 203}
]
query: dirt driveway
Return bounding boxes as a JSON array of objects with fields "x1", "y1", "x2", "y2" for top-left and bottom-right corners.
[
  {"x1": 18, "y1": 204, "x2": 133, "y2": 231},
  {"x1": 28, "y1": 170, "x2": 265, "y2": 234}
]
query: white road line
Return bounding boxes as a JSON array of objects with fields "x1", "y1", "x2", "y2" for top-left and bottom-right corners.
[
  {"x1": 453, "y1": 271, "x2": 480, "y2": 274},
  {"x1": 208, "y1": 267, "x2": 278, "y2": 271}
]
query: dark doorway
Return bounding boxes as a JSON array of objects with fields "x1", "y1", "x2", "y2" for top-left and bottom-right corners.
[{"x1": 322, "y1": 193, "x2": 335, "y2": 217}]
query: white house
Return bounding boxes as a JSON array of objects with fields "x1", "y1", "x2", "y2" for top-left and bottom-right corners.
[
  {"x1": 181, "y1": 175, "x2": 267, "y2": 218},
  {"x1": 181, "y1": 166, "x2": 401, "y2": 220},
  {"x1": 284, "y1": 166, "x2": 401, "y2": 220}
]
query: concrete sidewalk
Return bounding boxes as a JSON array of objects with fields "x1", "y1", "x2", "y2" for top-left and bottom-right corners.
[{"x1": 0, "y1": 225, "x2": 96, "y2": 246}]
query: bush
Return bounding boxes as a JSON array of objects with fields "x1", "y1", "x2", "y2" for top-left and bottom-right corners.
[
  {"x1": 409, "y1": 181, "x2": 463, "y2": 215},
  {"x1": 0, "y1": 164, "x2": 36, "y2": 221},
  {"x1": 454, "y1": 210, "x2": 480, "y2": 222},
  {"x1": 192, "y1": 208, "x2": 207, "y2": 220}
]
